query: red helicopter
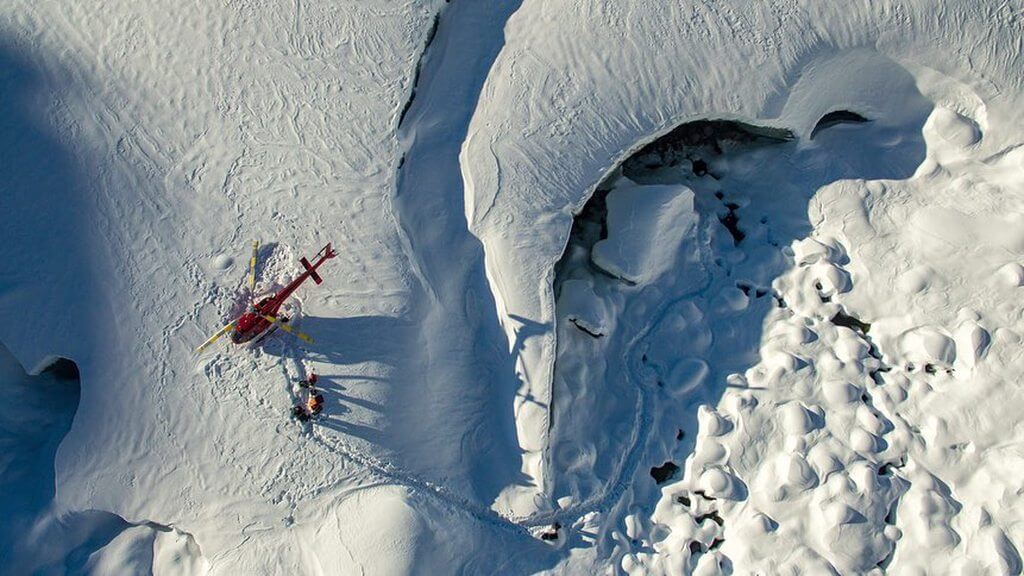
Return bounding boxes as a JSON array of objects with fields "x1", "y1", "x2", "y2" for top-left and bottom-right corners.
[{"x1": 196, "y1": 241, "x2": 336, "y2": 353}]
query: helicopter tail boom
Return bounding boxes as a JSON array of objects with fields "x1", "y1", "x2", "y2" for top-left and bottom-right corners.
[{"x1": 300, "y1": 257, "x2": 323, "y2": 284}]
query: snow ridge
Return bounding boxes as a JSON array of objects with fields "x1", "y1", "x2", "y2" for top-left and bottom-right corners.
[{"x1": 309, "y1": 427, "x2": 535, "y2": 540}]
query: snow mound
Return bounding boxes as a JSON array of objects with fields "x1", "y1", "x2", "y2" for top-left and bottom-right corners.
[
  {"x1": 2, "y1": 0, "x2": 1024, "y2": 573},
  {"x1": 591, "y1": 183, "x2": 698, "y2": 284}
]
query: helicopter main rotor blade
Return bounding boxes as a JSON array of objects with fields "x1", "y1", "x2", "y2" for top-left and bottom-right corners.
[
  {"x1": 260, "y1": 313, "x2": 314, "y2": 344},
  {"x1": 248, "y1": 239, "x2": 259, "y2": 293},
  {"x1": 195, "y1": 321, "x2": 236, "y2": 353}
]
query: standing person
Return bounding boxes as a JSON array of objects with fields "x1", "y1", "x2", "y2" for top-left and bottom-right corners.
[
  {"x1": 304, "y1": 372, "x2": 324, "y2": 415},
  {"x1": 293, "y1": 372, "x2": 321, "y2": 421},
  {"x1": 307, "y1": 391, "x2": 324, "y2": 416},
  {"x1": 291, "y1": 405, "x2": 310, "y2": 422},
  {"x1": 293, "y1": 372, "x2": 323, "y2": 420}
]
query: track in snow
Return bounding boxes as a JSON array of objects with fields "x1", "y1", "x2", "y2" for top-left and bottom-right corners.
[
  {"x1": 309, "y1": 428, "x2": 536, "y2": 540},
  {"x1": 263, "y1": 0, "x2": 542, "y2": 538},
  {"x1": 387, "y1": 0, "x2": 529, "y2": 509}
]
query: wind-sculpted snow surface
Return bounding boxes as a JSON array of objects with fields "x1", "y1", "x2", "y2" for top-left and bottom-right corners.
[
  {"x1": 1, "y1": 0, "x2": 1023, "y2": 573},
  {"x1": 0, "y1": 0, "x2": 555, "y2": 573},
  {"x1": 465, "y1": 0, "x2": 1024, "y2": 572}
]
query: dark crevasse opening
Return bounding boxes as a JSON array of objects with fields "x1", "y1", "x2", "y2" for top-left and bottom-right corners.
[
  {"x1": 42, "y1": 356, "x2": 81, "y2": 380},
  {"x1": 557, "y1": 120, "x2": 796, "y2": 284},
  {"x1": 649, "y1": 461, "x2": 680, "y2": 485},
  {"x1": 811, "y1": 110, "x2": 870, "y2": 139},
  {"x1": 0, "y1": 343, "x2": 80, "y2": 529},
  {"x1": 0, "y1": 344, "x2": 150, "y2": 573},
  {"x1": 621, "y1": 119, "x2": 794, "y2": 179}
]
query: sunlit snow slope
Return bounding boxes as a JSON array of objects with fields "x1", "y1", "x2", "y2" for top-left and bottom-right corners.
[
  {"x1": 1, "y1": 0, "x2": 552, "y2": 573},
  {"x1": 464, "y1": 0, "x2": 1024, "y2": 573},
  {"x1": 1, "y1": 0, "x2": 1023, "y2": 574}
]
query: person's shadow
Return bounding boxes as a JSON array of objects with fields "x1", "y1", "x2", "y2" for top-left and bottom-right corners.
[
  {"x1": 263, "y1": 308, "x2": 535, "y2": 502},
  {"x1": 262, "y1": 313, "x2": 413, "y2": 447}
]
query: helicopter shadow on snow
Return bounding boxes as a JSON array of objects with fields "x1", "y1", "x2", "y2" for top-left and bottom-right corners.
[
  {"x1": 261, "y1": 301, "x2": 541, "y2": 499},
  {"x1": 288, "y1": 313, "x2": 418, "y2": 366}
]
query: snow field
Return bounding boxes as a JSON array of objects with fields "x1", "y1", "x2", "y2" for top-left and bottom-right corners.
[
  {"x1": 0, "y1": 0, "x2": 559, "y2": 572},
  {"x1": 463, "y1": 1, "x2": 1024, "y2": 572},
  {"x1": 551, "y1": 97, "x2": 1024, "y2": 573},
  {"x1": 1, "y1": 0, "x2": 1022, "y2": 572}
]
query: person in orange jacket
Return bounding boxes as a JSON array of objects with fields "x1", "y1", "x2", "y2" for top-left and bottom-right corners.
[
  {"x1": 307, "y1": 391, "x2": 324, "y2": 415},
  {"x1": 293, "y1": 372, "x2": 323, "y2": 420}
]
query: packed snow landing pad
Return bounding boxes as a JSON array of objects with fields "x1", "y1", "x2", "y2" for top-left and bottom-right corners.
[{"x1": 2, "y1": 0, "x2": 1024, "y2": 574}]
